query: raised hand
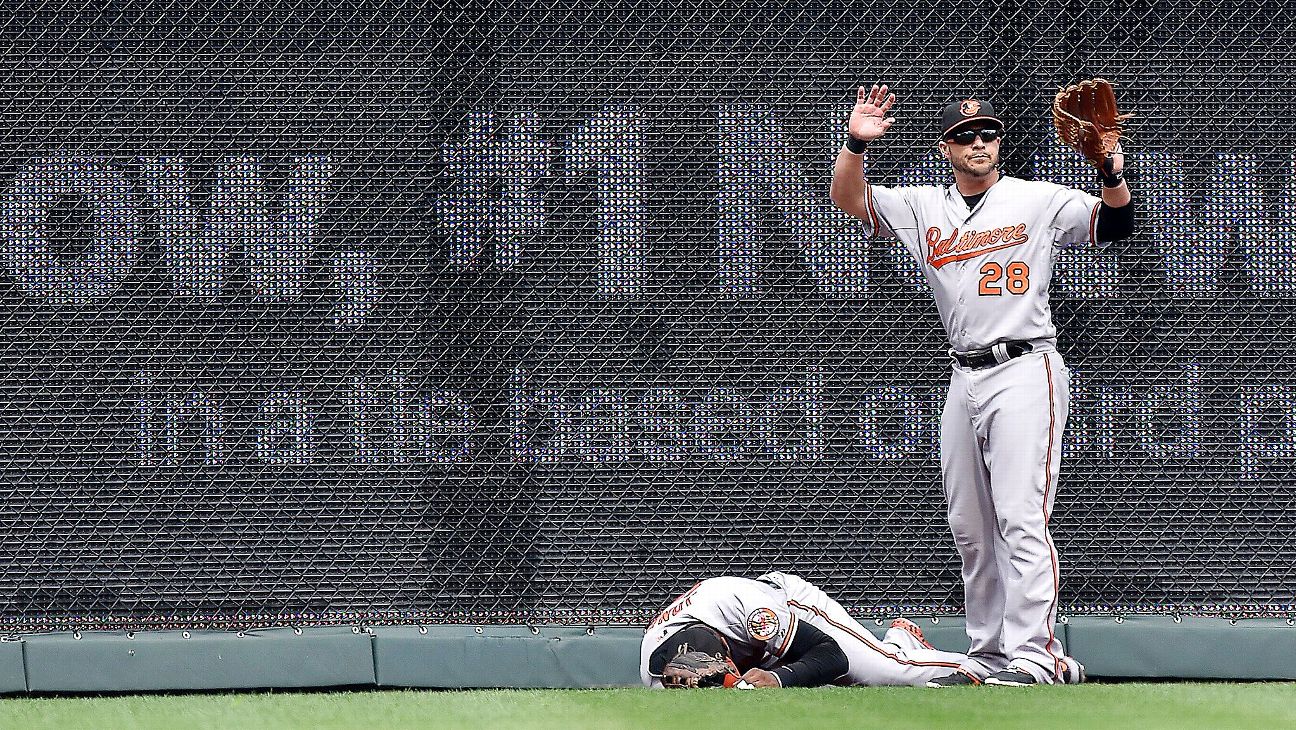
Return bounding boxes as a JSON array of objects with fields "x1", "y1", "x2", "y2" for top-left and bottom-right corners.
[{"x1": 848, "y1": 84, "x2": 896, "y2": 142}]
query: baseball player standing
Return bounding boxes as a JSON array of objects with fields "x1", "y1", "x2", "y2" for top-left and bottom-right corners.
[{"x1": 829, "y1": 84, "x2": 1134, "y2": 686}]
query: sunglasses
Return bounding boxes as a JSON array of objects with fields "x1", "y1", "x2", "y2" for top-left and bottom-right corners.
[{"x1": 945, "y1": 128, "x2": 1003, "y2": 144}]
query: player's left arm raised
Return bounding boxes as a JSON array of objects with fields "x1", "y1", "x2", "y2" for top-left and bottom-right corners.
[
  {"x1": 1053, "y1": 78, "x2": 1134, "y2": 241},
  {"x1": 1100, "y1": 143, "x2": 1130, "y2": 207},
  {"x1": 1092, "y1": 141, "x2": 1133, "y2": 242}
]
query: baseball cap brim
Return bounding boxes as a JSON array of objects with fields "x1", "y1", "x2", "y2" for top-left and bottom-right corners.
[{"x1": 943, "y1": 115, "x2": 1005, "y2": 137}]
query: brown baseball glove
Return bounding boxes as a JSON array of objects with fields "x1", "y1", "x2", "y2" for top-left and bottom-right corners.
[
  {"x1": 661, "y1": 650, "x2": 741, "y2": 688},
  {"x1": 1052, "y1": 78, "x2": 1132, "y2": 168}
]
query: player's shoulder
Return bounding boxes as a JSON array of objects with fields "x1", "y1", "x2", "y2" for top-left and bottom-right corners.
[
  {"x1": 874, "y1": 182, "x2": 945, "y2": 204},
  {"x1": 901, "y1": 183, "x2": 947, "y2": 196},
  {"x1": 1004, "y1": 175, "x2": 1089, "y2": 194},
  {"x1": 999, "y1": 175, "x2": 1089, "y2": 202},
  {"x1": 998, "y1": 174, "x2": 1057, "y2": 191}
]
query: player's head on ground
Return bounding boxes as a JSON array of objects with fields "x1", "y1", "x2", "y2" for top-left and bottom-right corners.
[
  {"x1": 937, "y1": 98, "x2": 1005, "y2": 179},
  {"x1": 648, "y1": 622, "x2": 739, "y2": 688}
]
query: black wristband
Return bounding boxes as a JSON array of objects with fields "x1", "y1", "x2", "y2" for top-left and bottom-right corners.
[
  {"x1": 844, "y1": 136, "x2": 868, "y2": 154},
  {"x1": 1099, "y1": 168, "x2": 1124, "y2": 188}
]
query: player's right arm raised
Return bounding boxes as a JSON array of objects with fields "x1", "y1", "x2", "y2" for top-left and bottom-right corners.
[{"x1": 830, "y1": 84, "x2": 895, "y2": 221}]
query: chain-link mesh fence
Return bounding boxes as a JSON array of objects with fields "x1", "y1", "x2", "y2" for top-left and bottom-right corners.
[{"x1": 0, "y1": 2, "x2": 1293, "y2": 631}]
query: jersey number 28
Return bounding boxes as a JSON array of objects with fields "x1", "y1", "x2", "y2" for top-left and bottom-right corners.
[{"x1": 979, "y1": 261, "x2": 1030, "y2": 296}]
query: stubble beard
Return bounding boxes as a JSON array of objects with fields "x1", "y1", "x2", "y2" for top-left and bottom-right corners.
[{"x1": 951, "y1": 151, "x2": 999, "y2": 179}]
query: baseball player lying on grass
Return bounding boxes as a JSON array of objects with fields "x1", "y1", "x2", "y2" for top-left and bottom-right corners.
[{"x1": 641, "y1": 572, "x2": 1039, "y2": 688}]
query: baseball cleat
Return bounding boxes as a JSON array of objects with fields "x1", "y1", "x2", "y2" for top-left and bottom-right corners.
[
  {"x1": 926, "y1": 669, "x2": 982, "y2": 687},
  {"x1": 984, "y1": 665, "x2": 1039, "y2": 686},
  {"x1": 1062, "y1": 658, "x2": 1087, "y2": 685},
  {"x1": 889, "y1": 618, "x2": 934, "y2": 649}
]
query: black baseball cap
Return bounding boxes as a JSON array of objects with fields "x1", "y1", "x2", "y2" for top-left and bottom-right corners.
[
  {"x1": 940, "y1": 98, "x2": 1005, "y2": 138},
  {"x1": 647, "y1": 622, "x2": 733, "y2": 676}
]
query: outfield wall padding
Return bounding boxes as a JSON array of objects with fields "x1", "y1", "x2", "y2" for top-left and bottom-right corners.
[
  {"x1": 3, "y1": 618, "x2": 1294, "y2": 693},
  {"x1": 372, "y1": 626, "x2": 642, "y2": 688},
  {"x1": 0, "y1": 641, "x2": 25, "y2": 694},
  {"x1": 1066, "y1": 616, "x2": 1296, "y2": 681},
  {"x1": 19, "y1": 628, "x2": 375, "y2": 693}
]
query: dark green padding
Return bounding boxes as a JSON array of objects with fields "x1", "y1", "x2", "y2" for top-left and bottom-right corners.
[
  {"x1": 8, "y1": 617, "x2": 1296, "y2": 692},
  {"x1": 372, "y1": 625, "x2": 642, "y2": 688},
  {"x1": 1066, "y1": 616, "x2": 1296, "y2": 679},
  {"x1": 0, "y1": 640, "x2": 26, "y2": 692},
  {"x1": 21, "y1": 627, "x2": 375, "y2": 693}
]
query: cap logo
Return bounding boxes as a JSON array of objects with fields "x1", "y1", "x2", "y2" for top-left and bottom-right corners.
[{"x1": 960, "y1": 100, "x2": 981, "y2": 116}]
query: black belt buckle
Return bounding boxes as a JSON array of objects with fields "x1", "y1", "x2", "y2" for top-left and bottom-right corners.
[{"x1": 954, "y1": 340, "x2": 1033, "y2": 369}]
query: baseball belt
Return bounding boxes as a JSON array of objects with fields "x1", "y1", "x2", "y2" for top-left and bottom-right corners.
[{"x1": 952, "y1": 340, "x2": 1034, "y2": 370}]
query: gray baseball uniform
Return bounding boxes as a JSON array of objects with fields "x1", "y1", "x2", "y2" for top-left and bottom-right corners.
[
  {"x1": 859, "y1": 173, "x2": 1101, "y2": 683},
  {"x1": 641, "y1": 572, "x2": 967, "y2": 687}
]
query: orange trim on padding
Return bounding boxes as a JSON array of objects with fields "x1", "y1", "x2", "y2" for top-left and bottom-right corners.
[
  {"x1": 786, "y1": 600, "x2": 961, "y2": 669},
  {"x1": 1088, "y1": 202, "x2": 1101, "y2": 245}
]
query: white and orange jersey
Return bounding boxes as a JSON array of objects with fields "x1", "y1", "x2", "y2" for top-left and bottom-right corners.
[
  {"x1": 640, "y1": 571, "x2": 968, "y2": 688},
  {"x1": 640, "y1": 575, "x2": 800, "y2": 687},
  {"x1": 862, "y1": 175, "x2": 1101, "y2": 352}
]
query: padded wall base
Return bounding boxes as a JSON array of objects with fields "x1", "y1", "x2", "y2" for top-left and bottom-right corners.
[{"x1": 4, "y1": 617, "x2": 1292, "y2": 693}]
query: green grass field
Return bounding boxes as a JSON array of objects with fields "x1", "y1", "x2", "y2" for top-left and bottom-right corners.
[{"x1": 2, "y1": 684, "x2": 1294, "y2": 730}]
